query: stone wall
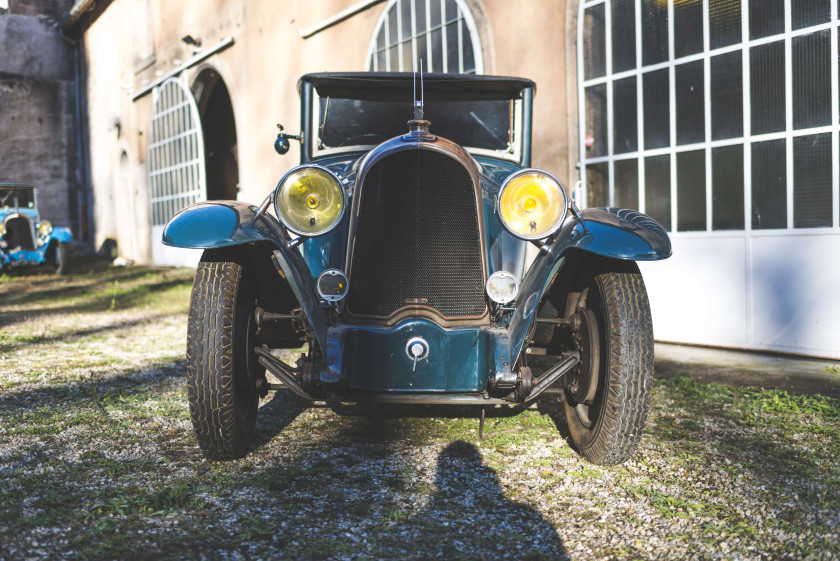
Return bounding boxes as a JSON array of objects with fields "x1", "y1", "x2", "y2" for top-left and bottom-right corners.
[{"x1": 0, "y1": 6, "x2": 83, "y2": 239}]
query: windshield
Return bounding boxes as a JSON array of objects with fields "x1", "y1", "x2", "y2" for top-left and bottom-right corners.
[
  {"x1": 0, "y1": 187, "x2": 36, "y2": 209},
  {"x1": 317, "y1": 98, "x2": 513, "y2": 151}
]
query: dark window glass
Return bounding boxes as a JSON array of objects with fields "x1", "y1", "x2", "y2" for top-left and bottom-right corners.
[
  {"x1": 711, "y1": 51, "x2": 743, "y2": 140},
  {"x1": 613, "y1": 76, "x2": 638, "y2": 154},
  {"x1": 400, "y1": 0, "x2": 412, "y2": 39},
  {"x1": 709, "y1": 0, "x2": 741, "y2": 49},
  {"x1": 677, "y1": 150, "x2": 707, "y2": 231},
  {"x1": 611, "y1": 0, "x2": 636, "y2": 72},
  {"x1": 750, "y1": 41, "x2": 785, "y2": 134},
  {"x1": 676, "y1": 61, "x2": 705, "y2": 145},
  {"x1": 388, "y1": 8, "x2": 399, "y2": 45},
  {"x1": 792, "y1": 0, "x2": 830, "y2": 30},
  {"x1": 642, "y1": 0, "x2": 669, "y2": 66},
  {"x1": 377, "y1": 26, "x2": 386, "y2": 51},
  {"x1": 584, "y1": 4, "x2": 607, "y2": 80},
  {"x1": 415, "y1": 33, "x2": 427, "y2": 71},
  {"x1": 446, "y1": 22, "x2": 458, "y2": 72},
  {"x1": 415, "y1": 0, "x2": 426, "y2": 32},
  {"x1": 445, "y1": 0, "x2": 458, "y2": 21},
  {"x1": 587, "y1": 163, "x2": 610, "y2": 208},
  {"x1": 794, "y1": 133, "x2": 832, "y2": 228},
  {"x1": 376, "y1": 49, "x2": 386, "y2": 71},
  {"x1": 674, "y1": 0, "x2": 703, "y2": 58},
  {"x1": 615, "y1": 159, "x2": 640, "y2": 210},
  {"x1": 401, "y1": 40, "x2": 413, "y2": 72},
  {"x1": 643, "y1": 69, "x2": 670, "y2": 149},
  {"x1": 431, "y1": 28, "x2": 444, "y2": 73},
  {"x1": 431, "y1": 0, "x2": 442, "y2": 28},
  {"x1": 461, "y1": 19, "x2": 475, "y2": 73},
  {"x1": 645, "y1": 155, "x2": 672, "y2": 230},
  {"x1": 749, "y1": 0, "x2": 783, "y2": 39},
  {"x1": 712, "y1": 145, "x2": 745, "y2": 230},
  {"x1": 585, "y1": 84, "x2": 608, "y2": 158},
  {"x1": 793, "y1": 31, "x2": 831, "y2": 129},
  {"x1": 751, "y1": 139, "x2": 787, "y2": 229}
]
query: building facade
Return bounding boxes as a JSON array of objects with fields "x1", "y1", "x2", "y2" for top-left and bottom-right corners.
[{"x1": 63, "y1": 0, "x2": 839, "y2": 358}]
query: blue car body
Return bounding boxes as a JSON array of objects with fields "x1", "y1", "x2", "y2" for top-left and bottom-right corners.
[
  {"x1": 163, "y1": 73, "x2": 670, "y2": 404},
  {"x1": 1, "y1": 183, "x2": 72, "y2": 273}
]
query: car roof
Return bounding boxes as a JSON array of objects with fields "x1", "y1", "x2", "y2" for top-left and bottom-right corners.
[{"x1": 299, "y1": 72, "x2": 536, "y2": 101}]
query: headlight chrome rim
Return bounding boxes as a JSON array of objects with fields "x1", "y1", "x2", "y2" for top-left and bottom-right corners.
[
  {"x1": 486, "y1": 270, "x2": 519, "y2": 305},
  {"x1": 316, "y1": 268, "x2": 350, "y2": 302},
  {"x1": 496, "y1": 169, "x2": 569, "y2": 241},
  {"x1": 273, "y1": 164, "x2": 346, "y2": 237}
]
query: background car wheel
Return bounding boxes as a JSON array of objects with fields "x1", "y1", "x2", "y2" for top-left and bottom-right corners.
[
  {"x1": 53, "y1": 241, "x2": 67, "y2": 275},
  {"x1": 186, "y1": 253, "x2": 261, "y2": 460},
  {"x1": 564, "y1": 262, "x2": 653, "y2": 466}
]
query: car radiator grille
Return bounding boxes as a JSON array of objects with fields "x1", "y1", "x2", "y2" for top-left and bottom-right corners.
[{"x1": 347, "y1": 149, "x2": 487, "y2": 320}]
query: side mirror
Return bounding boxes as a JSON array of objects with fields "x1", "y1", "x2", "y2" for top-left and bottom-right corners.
[{"x1": 275, "y1": 124, "x2": 302, "y2": 156}]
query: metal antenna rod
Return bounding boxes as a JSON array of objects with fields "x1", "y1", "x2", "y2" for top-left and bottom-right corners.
[{"x1": 414, "y1": 59, "x2": 424, "y2": 120}]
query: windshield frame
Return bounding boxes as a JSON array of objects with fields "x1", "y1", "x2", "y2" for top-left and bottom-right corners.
[{"x1": 309, "y1": 92, "x2": 524, "y2": 163}]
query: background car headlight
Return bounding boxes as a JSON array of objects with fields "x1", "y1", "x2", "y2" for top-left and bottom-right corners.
[
  {"x1": 497, "y1": 170, "x2": 568, "y2": 240},
  {"x1": 274, "y1": 166, "x2": 345, "y2": 236},
  {"x1": 0, "y1": 222, "x2": 6, "y2": 237},
  {"x1": 37, "y1": 220, "x2": 52, "y2": 237}
]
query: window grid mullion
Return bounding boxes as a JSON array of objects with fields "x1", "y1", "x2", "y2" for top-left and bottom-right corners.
[
  {"x1": 605, "y1": 0, "x2": 615, "y2": 206},
  {"x1": 669, "y1": 0, "x2": 678, "y2": 233},
  {"x1": 426, "y1": 0, "x2": 433, "y2": 71},
  {"x1": 784, "y1": 0, "x2": 794, "y2": 229},
  {"x1": 742, "y1": 0, "x2": 752, "y2": 235},
  {"x1": 636, "y1": 0, "x2": 645, "y2": 213},
  {"x1": 703, "y1": 0, "x2": 712, "y2": 232},
  {"x1": 832, "y1": 0, "x2": 839, "y2": 228},
  {"x1": 458, "y1": 7, "x2": 464, "y2": 73},
  {"x1": 577, "y1": 0, "x2": 588, "y2": 207},
  {"x1": 441, "y1": 0, "x2": 448, "y2": 73}
]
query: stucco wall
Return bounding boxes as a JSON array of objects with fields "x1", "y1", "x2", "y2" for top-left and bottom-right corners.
[{"x1": 79, "y1": 0, "x2": 576, "y2": 263}]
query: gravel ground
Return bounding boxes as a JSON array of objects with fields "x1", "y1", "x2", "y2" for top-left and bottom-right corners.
[{"x1": 1, "y1": 266, "x2": 839, "y2": 560}]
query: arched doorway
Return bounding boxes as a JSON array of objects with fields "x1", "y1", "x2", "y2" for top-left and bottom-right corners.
[{"x1": 193, "y1": 68, "x2": 238, "y2": 201}]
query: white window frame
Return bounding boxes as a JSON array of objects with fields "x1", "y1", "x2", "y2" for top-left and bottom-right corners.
[
  {"x1": 148, "y1": 77, "x2": 206, "y2": 228},
  {"x1": 366, "y1": 0, "x2": 484, "y2": 74},
  {"x1": 577, "y1": 0, "x2": 840, "y2": 236}
]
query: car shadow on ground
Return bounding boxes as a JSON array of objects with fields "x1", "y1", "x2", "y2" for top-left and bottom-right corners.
[{"x1": 249, "y1": 393, "x2": 569, "y2": 559}]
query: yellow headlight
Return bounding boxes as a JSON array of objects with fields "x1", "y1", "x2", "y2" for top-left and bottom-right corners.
[
  {"x1": 0, "y1": 222, "x2": 6, "y2": 237},
  {"x1": 497, "y1": 170, "x2": 568, "y2": 240},
  {"x1": 274, "y1": 166, "x2": 345, "y2": 236},
  {"x1": 37, "y1": 220, "x2": 53, "y2": 237}
]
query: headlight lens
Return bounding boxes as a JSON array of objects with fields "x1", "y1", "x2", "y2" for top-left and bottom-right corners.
[
  {"x1": 37, "y1": 220, "x2": 53, "y2": 237},
  {"x1": 274, "y1": 166, "x2": 345, "y2": 236},
  {"x1": 497, "y1": 170, "x2": 568, "y2": 240},
  {"x1": 0, "y1": 222, "x2": 6, "y2": 237}
]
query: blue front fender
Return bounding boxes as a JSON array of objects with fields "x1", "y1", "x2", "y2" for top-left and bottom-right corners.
[
  {"x1": 507, "y1": 207, "x2": 670, "y2": 361},
  {"x1": 162, "y1": 201, "x2": 288, "y2": 249},
  {"x1": 163, "y1": 201, "x2": 329, "y2": 351},
  {"x1": 52, "y1": 227, "x2": 72, "y2": 243}
]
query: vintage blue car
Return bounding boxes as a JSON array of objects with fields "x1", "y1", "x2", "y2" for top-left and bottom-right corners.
[
  {"x1": 1, "y1": 183, "x2": 71, "y2": 274},
  {"x1": 164, "y1": 73, "x2": 671, "y2": 465}
]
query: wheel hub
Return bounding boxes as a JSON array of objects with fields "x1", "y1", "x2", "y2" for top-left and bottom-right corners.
[{"x1": 570, "y1": 308, "x2": 600, "y2": 404}]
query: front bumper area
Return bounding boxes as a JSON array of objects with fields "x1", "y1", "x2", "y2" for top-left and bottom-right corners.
[{"x1": 325, "y1": 319, "x2": 508, "y2": 392}]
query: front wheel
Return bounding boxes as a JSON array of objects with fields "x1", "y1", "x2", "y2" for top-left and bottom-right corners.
[
  {"x1": 564, "y1": 263, "x2": 654, "y2": 466},
  {"x1": 186, "y1": 255, "x2": 262, "y2": 460}
]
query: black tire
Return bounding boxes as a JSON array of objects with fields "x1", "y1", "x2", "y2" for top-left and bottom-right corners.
[
  {"x1": 186, "y1": 256, "x2": 261, "y2": 460},
  {"x1": 564, "y1": 262, "x2": 653, "y2": 466}
]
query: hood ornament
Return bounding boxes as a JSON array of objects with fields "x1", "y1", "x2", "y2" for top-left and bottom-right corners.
[{"x1": 403, "y1": 59, "x2": 435, "y2": 142}]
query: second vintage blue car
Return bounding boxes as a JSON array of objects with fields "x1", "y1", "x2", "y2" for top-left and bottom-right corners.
[
  {"x1": 164, "y1": 72, "x2": 671, "y2": 465},
  {"x1": 1, "y1": 183, "x2": 72, "y2": 274}
]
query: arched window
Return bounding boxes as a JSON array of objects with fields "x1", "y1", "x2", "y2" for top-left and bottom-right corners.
[{"x1": 368, "y1": 0, "x2": 483, "y2": 74}]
